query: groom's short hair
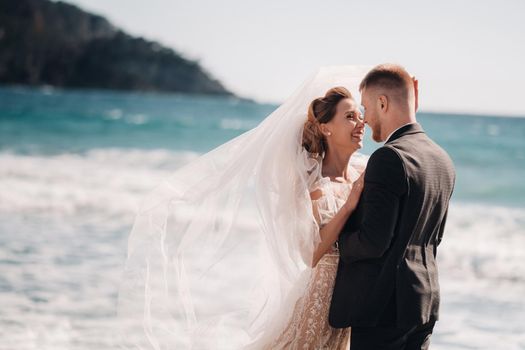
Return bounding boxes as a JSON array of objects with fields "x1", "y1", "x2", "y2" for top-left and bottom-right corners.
[{"x1": 359, "y1": 64, "x2": 413, "y2": 100}]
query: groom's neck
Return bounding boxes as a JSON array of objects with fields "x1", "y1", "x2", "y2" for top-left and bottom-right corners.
[{"x1": 382, "y1": 109, "x2": 417, "y2": 141}]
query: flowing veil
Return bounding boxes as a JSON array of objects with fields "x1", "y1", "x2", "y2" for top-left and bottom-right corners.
[{"x1": 117, "y1": 65, "x2": 370, "y2": 349}]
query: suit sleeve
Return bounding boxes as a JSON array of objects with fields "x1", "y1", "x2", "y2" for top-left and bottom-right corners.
[
  {"x1": 436, "y1": 172, "x2": 455, "y2": 247},
  {"x1": 338, "y1": 146, "x2": 408, "y2": 263},
  {"x1": 436, "y1": 208, "x2": 448, "y2": 247}
]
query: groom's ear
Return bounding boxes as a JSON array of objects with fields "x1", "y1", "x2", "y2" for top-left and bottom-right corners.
[
  {"x1": 378, "y1": 95, "x2": 388, "y2": 112},
  {"x1": 412, "y1": 76, "x2": 419, "y2": 112}
]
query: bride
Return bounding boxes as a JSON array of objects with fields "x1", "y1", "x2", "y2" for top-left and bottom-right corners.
[
  {"x1": 117, "y1": 66, "x2": 370, "y2": 349},
  {"x1": 264, "y1": 86, "x2": 365, "y2": 349}
]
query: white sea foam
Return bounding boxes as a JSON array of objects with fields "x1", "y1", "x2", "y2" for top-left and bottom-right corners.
[
  {"x1": 439, "y1": 204, "x2": 525, "y2": 282},
  {"x1": 433, "y1": 204, "x2": 525, "y2": 349},
  {"x1": 0, "y1": 149, "x2": 198, "y2": 219},
  {"x1": 0, "y1": 149, "x2": 524, "y2": 349}
]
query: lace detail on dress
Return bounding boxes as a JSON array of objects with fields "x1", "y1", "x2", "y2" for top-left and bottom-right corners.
[
  {"x1": 266, "y1": 251, "x2": 350, "y2": 349},
  {"x1": 265, "y1": 167, "x2": 354, "y2": 349}
]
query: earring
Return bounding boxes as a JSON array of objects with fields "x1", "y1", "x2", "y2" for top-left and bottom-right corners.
[{"x1": 327, "y1": 132, "x2": 332, "y2": 136}]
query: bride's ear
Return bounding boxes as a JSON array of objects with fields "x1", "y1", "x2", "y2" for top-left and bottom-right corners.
[{"x1": 319, "y1": 123, "x2": 332, "y2": 137}]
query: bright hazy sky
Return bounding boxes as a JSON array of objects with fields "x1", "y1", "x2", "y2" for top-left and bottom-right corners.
[{"x1": 63, "y1": 0, "x2": 525, "y2": 116}]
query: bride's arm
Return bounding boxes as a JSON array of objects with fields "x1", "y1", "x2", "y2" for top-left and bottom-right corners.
[{"x1": 311, "y1": 174, "x2": 364, "y2": 267}]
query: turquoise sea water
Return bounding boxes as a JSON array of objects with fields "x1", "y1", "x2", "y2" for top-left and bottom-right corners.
[
  {"x1": 2, "y1": 86, "x2": 524, "y2": 206},
  {"x1": 1, "y1": 86, "x2": 524, "y2": 349}
]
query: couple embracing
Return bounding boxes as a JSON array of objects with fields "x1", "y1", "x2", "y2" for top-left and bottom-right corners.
[{"x1": 119, "y1": 64, "x2": 455, "y2": 350}]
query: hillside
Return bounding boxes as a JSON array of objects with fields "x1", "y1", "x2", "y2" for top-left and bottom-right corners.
[{"x1": 0, "y1": 0, "x2": 233, "y2": 95}]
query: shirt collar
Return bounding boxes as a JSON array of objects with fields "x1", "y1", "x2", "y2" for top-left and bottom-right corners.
[{"x1": 385, "y1": 122, "x2": 417, "y2": 144}]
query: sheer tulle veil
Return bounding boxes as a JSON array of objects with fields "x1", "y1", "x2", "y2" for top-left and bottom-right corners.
[{"x1": 117, "y1": 65, "x2": 370, "y2": 349}]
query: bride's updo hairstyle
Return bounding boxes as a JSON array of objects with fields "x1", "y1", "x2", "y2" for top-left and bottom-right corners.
[{"x1": 302, "y1": 86, "x2": 353, "y2": 155}]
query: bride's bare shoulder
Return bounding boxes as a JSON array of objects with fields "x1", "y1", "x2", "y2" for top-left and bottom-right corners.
[{"x1": 310, "y1": 188, "x2": 323, "y2": 201}]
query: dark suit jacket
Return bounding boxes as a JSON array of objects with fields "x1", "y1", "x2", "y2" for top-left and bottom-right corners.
[{"x1": 329, "y1": 123, "x2": 455, "y2": 328}]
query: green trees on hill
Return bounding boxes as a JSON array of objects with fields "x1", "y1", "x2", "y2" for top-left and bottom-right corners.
[{"x1": 0, "y1": 0, "x2": 232, "y2": 95}]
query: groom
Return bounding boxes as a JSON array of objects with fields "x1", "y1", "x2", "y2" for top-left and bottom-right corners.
[{"x1": 329, "y1": 64, "x2": 455, "y2": 349}]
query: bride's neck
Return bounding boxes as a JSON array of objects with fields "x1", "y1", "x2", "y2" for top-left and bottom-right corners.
[{"x1": 322, "y1": 148, "x2": 355, "y2": 180}]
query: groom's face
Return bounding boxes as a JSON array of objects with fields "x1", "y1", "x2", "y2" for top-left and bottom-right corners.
[{"x1": 361, "y1": 88, "x2": 382, "y2": 142}]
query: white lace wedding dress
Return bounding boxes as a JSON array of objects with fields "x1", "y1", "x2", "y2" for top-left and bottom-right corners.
[{"x1": 265, "y1": 163, "x2": 362, "y2": 350}]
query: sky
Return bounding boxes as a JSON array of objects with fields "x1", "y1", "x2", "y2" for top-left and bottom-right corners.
[{"x1": 62, "y1": 0, "x2": 525, "y2": 116}]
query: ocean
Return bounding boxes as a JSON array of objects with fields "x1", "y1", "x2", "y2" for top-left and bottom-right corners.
[{"x1": 1, "y1": 86, "x2": 524, "y2": 349}]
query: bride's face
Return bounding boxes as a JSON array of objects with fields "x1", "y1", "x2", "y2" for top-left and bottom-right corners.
[{"x1": 323, "y1": 98, "x2": 365, "y2": 151}]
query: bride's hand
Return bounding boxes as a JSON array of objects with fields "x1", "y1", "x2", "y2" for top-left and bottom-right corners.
[{"x1": 344, "y1": 172, "x2": 365, "y2": 213}]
